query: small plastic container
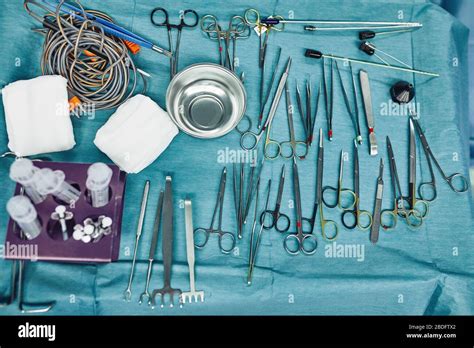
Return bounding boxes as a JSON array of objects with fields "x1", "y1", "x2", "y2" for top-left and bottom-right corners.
[
  {"x1": 9, "y1": 158, "x2": 46, "y2": 204},
  {"x1": 33, "y1": 168, "x2": 81, "y2": 205},
  {"x1": 6, "y1": 196, "x2": 42, "y2": 240},
  {"x1": 86, "y1": 163, "x2": 113, "y2": 208}
]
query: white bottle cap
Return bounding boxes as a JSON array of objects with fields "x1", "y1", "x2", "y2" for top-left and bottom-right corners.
[
  {"x1": 86, "y1": 163, "x2": 113, "y2": 191},
  {"x1": 33, "y1": 168, "x2": 65, "y2": 195},
  {"x1": 6, "y1": 196, "x2": 38, "y2": 223},
  {"x1": 9, "y1": 158, "x2": 37, "y2": 185}
]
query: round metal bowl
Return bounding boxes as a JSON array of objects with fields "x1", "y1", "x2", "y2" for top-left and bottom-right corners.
[{"x1": 166, "y1": 63, "x2": 247, "y2": 138}]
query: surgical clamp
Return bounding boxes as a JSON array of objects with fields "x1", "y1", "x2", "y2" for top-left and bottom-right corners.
[
  {"x1": 195, "y1": 168, "x2": 236, "y2": 254},
  {"x1": 139, "y1": 190, "x2": 164, "y2": 306},
  {"x1": 124, "y1": 180, "x2": 150, "y2": 302},
  {"x1": 151, "y1": 176, "x2": 182, "y2": 308}
]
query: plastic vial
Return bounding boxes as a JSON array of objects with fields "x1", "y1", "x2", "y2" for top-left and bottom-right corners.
[
  {"x1": 33, "y1": 168, "x2": 81, "y2": 205},
  {"x1": 9, "y1": 158, "x2": 47, "y2": 204},
  {"x1": 6, "y1": 196, "x2": 42, "y2": 240},
  {"x1": 86, "y1": 163, "x2": 113, "y2": 208}
]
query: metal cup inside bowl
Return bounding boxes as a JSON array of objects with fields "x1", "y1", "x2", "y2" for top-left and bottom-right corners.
[{"x1": 166, "y1": 63, "x2": 247, "y2": 138}]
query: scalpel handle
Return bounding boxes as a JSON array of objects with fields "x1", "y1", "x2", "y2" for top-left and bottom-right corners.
[{"x1": 360, "y1": 70, "x2": 378, "y2": 156}]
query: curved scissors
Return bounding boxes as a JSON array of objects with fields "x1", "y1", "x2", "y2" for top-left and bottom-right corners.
[
  {"x1": 279, "y1": 81, "x2": 309, "y2": 160},
  {"x1": 150, "y1": 8, "x2": 198, "y2": 77},
  {"x1": 240, "y1": 57, "x2": 292, "y2": 153},
  {"x1": 301, "y1": 129, "x2": 339, "y2": 241},
  {"x1": 284, "y1": 158, "x2": 318, "y2": 255},
  {"x1": 411, "y1": 116, "x2": 469, "y2": 202},
  {"x1": 260, "y1": 165, "x2": 290, "y2": 232},
  {"x1": 341, "y1": 143, "x2": 372, "y2": 230},
  {"x1": 398, "y1": 118, "x2": 429, "y2": 228},
  {"x1": 322, "y1": 150, "x2": 357, "y2": 210},
  {"x1": 194, "y1": 168, "x2": 236, "y2": 254}
]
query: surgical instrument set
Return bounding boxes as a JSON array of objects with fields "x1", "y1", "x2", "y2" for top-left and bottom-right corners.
[
  {"x1": 151, "y1": 176, "x2": 182, "y2": 308},
  {"x1": 151, "y1": 8, "x2": 199, "y2": 78},
  {"x1": 194, "y1": 168, "x2": 236, "y2": 254},
  {"x1": 123, "y1": 180, "x2": 150, "y2": 302}
]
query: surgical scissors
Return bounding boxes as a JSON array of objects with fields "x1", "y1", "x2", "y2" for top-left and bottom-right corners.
[
  {"x1": 194, "y1": 168, "x2": 236, "y2": 254},
  {"x1": 150, "y1": 8, "x2": 198, "y2": 78},
  {"x1": 283, "y1": 158, "x2": 318, "y2": 255},
  {"x1": 281, "y1": 81, "x2": 309, "y2": 160},
  {"x1": 201, "y1": 14, "x2": 250, "y2": 71},
  {"x1": 399, "y1": 118, "x2": 429, "y2": 228},
  {"x1": 260, "y1": 165, "x2": 290, "y2": 233},
  {"x1": 322, "y1": 150, "x2": 357, "y2": 210},
  {"x1": 240, "y1": 57, "x2": 292, "y2": 158},
  {"x1": 411, "y1": 116, "x2": 469, "y2": 201},
  {"x1": 381, "y1": 136, "x2": 412, "y2": 230},
  {"x1": 341, "y1": 142, "x2": 373, "y2": 230},
  {"x1": 302, "y1": 129, "x2": 339, "y2": 241},
  {"x1": 322, "y1": 58, "x2": 334, "y2": 141}
]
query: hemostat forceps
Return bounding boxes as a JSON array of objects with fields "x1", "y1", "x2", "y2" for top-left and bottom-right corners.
[
  {"x1": 194, "y1": 168, "x2": 236, "y2": 254},
  {"x1": 260, "y1": 165, "x2": 290, "y2": 233}
]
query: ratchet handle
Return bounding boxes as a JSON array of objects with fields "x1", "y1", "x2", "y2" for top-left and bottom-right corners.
[{"x1": 305, "y1": 49, "x2": 323, "y2": 59}]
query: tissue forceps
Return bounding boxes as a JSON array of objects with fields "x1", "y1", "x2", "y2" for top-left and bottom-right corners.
[
  {"x1": 411, "y1": 116, "x2": 469, "y2": 201},
  {"x1": 194, "y1": 168, "x2": 236, "y2": 254},
  {"x1": 341, "y1": 142, "x2": 373, "y2": 230},
  {"x1": 260, "y1": 165, "x2": 290, "y2": 233},
  {"x1": 302, "y1": 129, "x2": 339, "y2": 241},
  {"x1": 283, "y1": 158, "x2": 318, "y2": 255},
  {"x1": 240, "y1": 57, "x2": 292, "y2": 155},
  {"x1": 247, "y1": 178, "x2": 270, "y2": 285},
  {"x1": 150, "y1": 7, "x2": 198, "y2": 78},
  {"x1": 280, "y1": 81, "x2": 309, "y2": 160},
  {"x1": 322, "y1": 150, "x2": 357, "y2": 210}
]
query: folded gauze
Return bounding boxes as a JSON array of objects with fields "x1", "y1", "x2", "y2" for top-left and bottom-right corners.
[
  {"x1": 94, "y1": 94, "x2": 179, "y2": 173},
  {"x1": 2, "y1": 75, "x2": 75, "y2": 156}
]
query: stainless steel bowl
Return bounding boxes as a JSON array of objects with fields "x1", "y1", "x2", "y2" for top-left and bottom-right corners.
[{"x1": 166, "y1": 63, "x2": 247, "y2": 138}]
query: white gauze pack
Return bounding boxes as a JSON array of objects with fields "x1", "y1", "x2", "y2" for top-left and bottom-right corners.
[
  {"x1": 1, "y1": 75, "x2": 76, "y2": 157},
  {"x1": 94, "y1": 94, "x2": 179, "y2": 173}
]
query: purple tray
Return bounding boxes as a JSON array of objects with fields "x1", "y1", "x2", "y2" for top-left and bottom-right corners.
[{"x1": 5, "y1": 161, "x2": 127, "y2": 263}]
